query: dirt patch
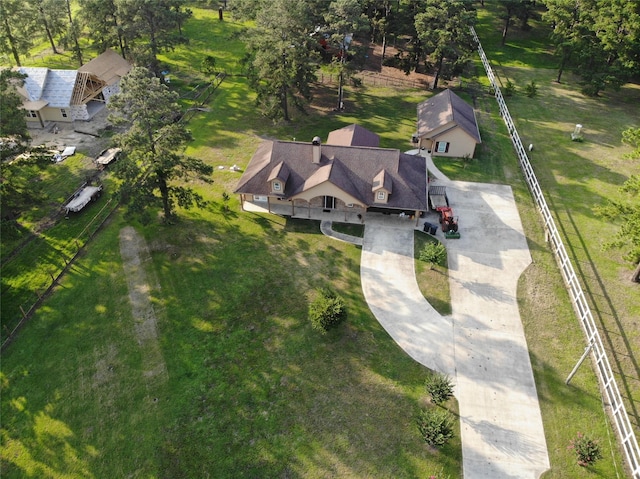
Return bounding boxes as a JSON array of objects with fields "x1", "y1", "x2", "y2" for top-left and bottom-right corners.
[
  {"x1": 119, "y1": 226, "x2": 168, "y2": 387},
  {"x1": 361, "y1": 42, "x2": 434, "y2": 87},
  {"x1": 28, "y1": 107, "x2": 114, "y2": 158}
]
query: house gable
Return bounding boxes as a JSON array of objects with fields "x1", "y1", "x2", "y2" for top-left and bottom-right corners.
[{"x1": 291, "y1": 180, "x2": 365, "y2": 207}]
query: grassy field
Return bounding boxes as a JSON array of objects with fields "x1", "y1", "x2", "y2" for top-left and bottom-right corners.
[
  {"x1": 1, "y1": 6, "x2": 460, "y2": 479},
  {"x1": 2, "y1": 3, "x2": 638, "y2": 478}
]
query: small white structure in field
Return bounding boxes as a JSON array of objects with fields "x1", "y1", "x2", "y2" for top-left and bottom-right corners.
[
  {"x1": 571, "y1": 124, "x2": 583, "y2": 141},
  {"x1": 528, "y1": 143, "x2": 534, "y2": 151}
]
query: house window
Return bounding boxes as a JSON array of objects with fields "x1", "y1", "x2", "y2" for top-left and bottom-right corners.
[
  {"x1": 377, "y1": 191, "x2": 386, "y2": 200},
  {"x1": 27, "y1": 110, "x2": 37, "y2": 118},
  {"x1": 273, "y1": 181, "x2": 281, "y2": 191},
  {"x1": 436, "y1": 141, "x2": 449, "y2": 153},
  {"x1": 60, "y1": 109, "x2": 68, "y2": 118},
  {"x1": 323, "y1": 196, "x2": 335, "y2": 209}
]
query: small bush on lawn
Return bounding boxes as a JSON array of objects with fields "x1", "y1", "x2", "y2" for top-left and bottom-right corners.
[
  {"x1": 524, "y1": 80, "x2": 538, "y2": 98},
  {"x1": 425, "y1": 372, "x2": 454, "y2": 405},
  {"x1": 419, "y1": 241, "x2": 446, "y2": 269},
  {"x1": 503, "y1": 80, "x2": 516, "y2": 97},
  {"x1": 417, "y1": 408, "x2": 455, "y2": 447},
  {"x1": 568, "y1": 432, "x2": 602, "y2": 466},
  {"x1": 309, "y1": 288, "x2": 347, "y2": 333}
]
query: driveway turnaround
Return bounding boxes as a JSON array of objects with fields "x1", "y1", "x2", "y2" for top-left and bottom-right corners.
[{"x1": 360, "y1": 181, "x2": 550, "y2": 479}]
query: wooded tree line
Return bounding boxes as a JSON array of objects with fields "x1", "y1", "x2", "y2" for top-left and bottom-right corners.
[
  {"x1": 2, "y1": 0, "x2": 638, "y2": 100},
  {"x1": 0, "y1": 0, "x2": 191, "y2": 75},
  {"x1": 543, "y1": 0, "x2": 640, "y2": 95}
]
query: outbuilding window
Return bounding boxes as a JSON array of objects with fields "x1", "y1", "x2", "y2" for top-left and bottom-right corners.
[
  {"x1": 61, "y1": 109, "x2": 68, "y2": 118},
  {"x1": 436, "y1": 141, "x2": 449, "y2": 153},
  {"x1": 27, "y1": 110, "x2": 37, "y2": 118},
  {"x1": 273, "y1": 181, "x2": 281, "y2": 191},
  {"x1": 377, "y1": 191, "x2": 386, "y2": 200}
]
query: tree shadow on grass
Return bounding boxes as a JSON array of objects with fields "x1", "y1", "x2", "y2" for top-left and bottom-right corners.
[{"x1": 143, "y1": 215, "x2": 453, "y2": 477}]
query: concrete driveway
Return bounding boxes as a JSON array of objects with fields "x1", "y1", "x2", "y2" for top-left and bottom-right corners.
[{"x1": 360, "y1": 180, "x2": 550, "y2": 479}]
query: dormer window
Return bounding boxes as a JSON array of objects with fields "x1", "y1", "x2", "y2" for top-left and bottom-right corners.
[
  {"x1": 268, "y1": 161, "x2": 289, "y2": 195},
  {"x1": 377, "y1": 191, "x2": 385, "y2": 200}
]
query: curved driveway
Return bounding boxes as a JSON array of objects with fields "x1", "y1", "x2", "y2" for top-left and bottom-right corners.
[{"x1": 360, "y1": 180, "x2": 550, "y2": 479}]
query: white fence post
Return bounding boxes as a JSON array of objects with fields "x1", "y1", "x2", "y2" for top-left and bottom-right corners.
[{"x1": 471, "y1": 26, "x2": 640, "y2": 479}]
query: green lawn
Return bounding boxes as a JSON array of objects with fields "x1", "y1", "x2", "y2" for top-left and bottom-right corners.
[
  {"x1": 1, "y1": 208, "x2": 462, "y2": 478},
  {"x1": 2, "y1": 3, "x2": 638, "y2": 478}
]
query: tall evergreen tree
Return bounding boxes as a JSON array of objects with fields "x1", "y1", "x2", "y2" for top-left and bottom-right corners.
[
  {"x1": 0, "y1": 70, "x2": 30, "y2": 158},
  {"x1": 543, "y1": 0, "x2": 590, "y2": 83},
  {"x1": 117, "y1": 0, "x2": 191, "y2": 76},
  {"x1": 498, "y1": 0, "x2": 536, "y2": 46},
  {"x1": 108, "y1": 67, "x2": 213, "y2": 222},
  {"x1": 29, "y1": 0, "x2": 67, "y2": 54},
  {"x1": 78, "y1": 0, "x2": 128, "y2": 57},
  {"x1": 324, "y1": 0, "x2": 368, "y2": 110},
  {"x1": 0, "y1": 0, "x2": 37, "y2": 66},
  {"x1": 544, "y1": 0, "x2": 640, "y2": 95},
  {"x1": 415, "y1": 0, "x2": 476, "y2": 89},
  {"x1": 244, "y1": 0, "x2": 319, "y2": 121}
]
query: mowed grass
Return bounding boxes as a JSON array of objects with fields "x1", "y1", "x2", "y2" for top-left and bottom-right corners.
[
  {"x1": 2, "y1": 3, "x2": 638, "y2": 478},
  {"x1": 1, "y1": 7, "x2": 462, "y2": 479},
  {"x1": 473, "y1": 5, "x2": 639, "y2": 477},
  {"x1": 1, "y1": 206, "x2": 462, "y2": 478},
  {"x1": 414, "y1": 232, "x2": 452, "y2": 317}
]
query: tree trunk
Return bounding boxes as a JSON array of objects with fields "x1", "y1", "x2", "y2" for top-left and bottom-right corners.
[
  {"x1": 337, "y1": 52, "x2": 346, "y2": 110},
  {"x1": 381, "y1": 33, "x2": 387, "y2": 63},
  {"x1": 501, "y1": 16, "x2": 510, "y2": 46},
  {"x1": 37, "y1": 3, "x2": 58, "y2": 54},
  {"x1": 157, "y1": 173, "x2": 172, "y2": 220},
  {"x1": 65, "y1": 0, "x2": 82, "y2": 65},
  {"x1": 631, "y1": 261, "x2": 640, "y2": 283},
  {"x1": 2, "y1": 16, "x2": 21, "y2": 66},
  {"x1": 432, "y1": 54, "x2": 444, "y2": 90},
  {"x1": 337, "y1": 69, "x2": 344, "y2": 110},
  {"x1": 556, "y1": 51, "x2": 568, "y2": 83},
  {"x1": 281, "y1": 85, "x2": 289, "y2": 121},
  {"x1": 114, "y1": 18, "x2": 126, "y2": 59}
]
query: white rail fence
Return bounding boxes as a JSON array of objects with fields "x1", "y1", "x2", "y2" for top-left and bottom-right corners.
[{"x1": 471, "y1": 27, "x2": 640, "y2": 479}]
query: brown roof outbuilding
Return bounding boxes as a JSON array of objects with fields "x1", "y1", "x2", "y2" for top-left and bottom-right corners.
[{"x1": 417, "y1": 89, "x2": 481, "y2": 144}]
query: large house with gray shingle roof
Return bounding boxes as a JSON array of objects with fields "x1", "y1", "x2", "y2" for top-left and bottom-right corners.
[
  {"x1": 416, "y1": 89, "x2": 481, "y2": 158},
  {"x1": 235, "y1": 125, "x2": 428, "y2": 221}
]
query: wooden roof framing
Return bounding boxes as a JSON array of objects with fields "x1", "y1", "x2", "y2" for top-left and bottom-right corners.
[{"x1": 71, "y1": 71, "x2": 107, "y2": 105}]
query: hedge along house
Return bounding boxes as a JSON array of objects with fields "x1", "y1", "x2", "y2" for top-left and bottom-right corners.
[
  {"x1": 234, "y1": 124, "x2": 428, "y2": 225},
  {"x1": 17, "y1": 49, "x2": 131, "y2": 128},
  {"x1": 415, "y1": 89, "x2": 481, "y2": 158}
]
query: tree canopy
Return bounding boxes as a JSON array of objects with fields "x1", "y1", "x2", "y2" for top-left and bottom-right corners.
[
  {"x1": 0, "y1": 0, "x2": 37, "y2": 66},
  {"x1": 543, "y1": 0, "x2": 640, "y2": 95},
  {"x1": 243, "y1": 0, "x2": 319, "y2": 121},
  {"x1": 0, "y1": 70, "x2": 29, "y2": 147},
  {"x1": 108, "y1": 67, "x2": 213, "y2": 222},
  {"x1": 415, "y1": 0, "x2": 476, "y2": 90}
]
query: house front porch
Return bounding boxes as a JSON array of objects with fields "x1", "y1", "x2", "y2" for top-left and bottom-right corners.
[{"x1": 240, "y1": 199, "x2": 426, "y2": 227}]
